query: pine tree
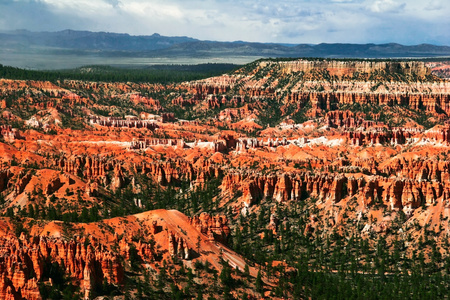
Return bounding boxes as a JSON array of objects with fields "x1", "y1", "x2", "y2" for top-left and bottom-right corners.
[
  {"x1": 255, "y1": 270, "x2": 263, "y2": 295},
  {"x1": 28, "y1": 204, "x2": 35, "y2": 218},
  {"x1": 244, "y1": 264, "x2": 250, "y2": 278}
]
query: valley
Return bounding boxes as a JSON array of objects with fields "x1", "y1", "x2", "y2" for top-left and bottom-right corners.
[{"x1": 1, "y1": 58, "x2": 450, "y2": 299}]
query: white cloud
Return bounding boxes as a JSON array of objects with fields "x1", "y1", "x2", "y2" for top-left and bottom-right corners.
[
  {"x1": 369, "y1": 0, "x2": 405, "y2": 13},
  {"x1": 42, "y1": 0, "x2": 103, "y2": 10},
  {"x1": 426, "y1": 0, "x2": 444, "y2": 10},
  {"x1": 121, "y1": 2, "x2": 184, "y2": 19}
]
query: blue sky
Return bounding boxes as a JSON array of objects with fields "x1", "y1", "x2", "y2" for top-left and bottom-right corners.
[{"x1": 0, "y1": 0, "x2": 449, "y2": 45}]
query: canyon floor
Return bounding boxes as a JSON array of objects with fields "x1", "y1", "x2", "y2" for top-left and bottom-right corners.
[{"x1": 1, "y1": 58, "x2": 450, "y2": 299}]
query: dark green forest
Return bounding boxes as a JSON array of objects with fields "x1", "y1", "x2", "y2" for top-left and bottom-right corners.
[{"x1": 0, "y1": 63, "x2": 239, "y2": 83}]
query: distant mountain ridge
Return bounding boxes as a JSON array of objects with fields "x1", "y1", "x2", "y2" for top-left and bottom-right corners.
[
  {"x1": 1, "y1": 29, "x2": 450, "y2": 58},
  {"x1": 1, "y1": 29, "x2": 450, "y2": 69},
  {"x1": 0, "y1": 29, "x2": 197, "y2": 51}
]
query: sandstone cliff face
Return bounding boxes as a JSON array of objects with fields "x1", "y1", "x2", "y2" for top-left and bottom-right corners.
[
  {"x1": 183, "y1": 60, "x2": 450, "y2": 119},
  {"x1": 320, "y1": 109, "x2": 450, "y2": 146},
  {"x1": 221, "y1": 164, "x2": 450, "y2": 213},
  {"x1": 291, "y1": 91, "x2": 450, "y2": 116},
  {"x1": 184, "y1": 75, "x2": 237, "y2": 97},
  {"x1": 276, "y1": 60, "x2": 430, "y2": 77},
  {"x1": 1, "y1": 125, "x2": 23, "y2": 143},
  {"x1": 88, "y1": 116, "x2": 158, "y2": 130},
  {"x1": 221, "y1": 170, "x2": 348, "y2": 205},
  {"x1": 130, "y1": 138, "x2": 186, "y2": 150},
  {"x1": 171, "y1": 95, "x2": 201, "y2": 107},
  {"x1": 40, "y1": 153, "x2": 224, "y2": 195},
  {"x1": 129, "y1": 94, "x2": 162, "y2": 111},
  {"x1": 189, "y1": 213, "x2": 231, "y2": 244},
  {"x1": 140, "y1": 158, "x2": 223, "y2": 186},
  {"x1": 324, "y1": 110, "x2": 370, "y2": 129},
  {"x1": 0, "y1": 210, "x2": 243, "y2": 299},
  {"x1": 13, "y1": 170, "x2": 33, "y2": 196},
  {"x1": 0, "y1": 234, "x2": 123, "y2": 299},
  {"x1": 1, "y1": 153, "x2": 225, "y2": 209},
  {"x1": 55, "y1": 155, "x2": 113, "y2": 186},
  {"x1": 168, "y1": 232, "x2": 191, "y2": 259},
  {"x1": 347, "y1": 128, "x2": 413, "y2": 146},
  {"x1": 382, "y1": 158, "x2": 450, "y2": 182}
]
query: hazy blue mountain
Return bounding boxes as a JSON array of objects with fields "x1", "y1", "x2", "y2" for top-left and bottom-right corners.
[
  {"x1": 1, "y1": 30, "x2": 449, "y2": 69},
  {"x1": 0, "y1": 29, "x2": 197, "y2": 51}
]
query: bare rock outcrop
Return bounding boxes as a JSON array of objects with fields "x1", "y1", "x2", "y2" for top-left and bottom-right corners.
[
  {"x1": 0, "y1": 235, "x2": 123, "y2": 300},
  {"x1": 189, "y1": 213, "x2": 231, "y2": 244}
]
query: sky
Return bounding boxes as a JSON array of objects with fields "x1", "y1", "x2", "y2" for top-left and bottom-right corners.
[{"x1": 0, "y1": 0, "x2": 449, "y2": 45}]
